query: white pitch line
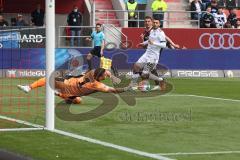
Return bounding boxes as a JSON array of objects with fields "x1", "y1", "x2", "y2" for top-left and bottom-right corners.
[
  {"x1": 0, "y1": 96, "x2": 45, "y2": 99},
  {"x1": 0, "y1": 115, "x2": 174, "y2": 160},
  {"x1": 53, "y1": 129, "x2": 174, "y2": 160},
  {"x1": 0, "y1": 128, "x2": 43, "y2": 132},
  {"x1": 164, "y1": 94, "x2": 240, "y2": 103},
  {"x1": 155, "y1": 151, "x2": 240, "y2": 156},
  {"x1": 0, "y1": 115, "x2": 44, "y2": 129}
]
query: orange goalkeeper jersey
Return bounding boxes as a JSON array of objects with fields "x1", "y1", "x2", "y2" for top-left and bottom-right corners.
[{"x1": 55, "y1": 70, "x2": 111, "y2": 98}]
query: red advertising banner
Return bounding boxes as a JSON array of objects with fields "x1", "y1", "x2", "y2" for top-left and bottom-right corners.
[{"x1": 122, "y1": 28, "x2": 240, "y2": 49}]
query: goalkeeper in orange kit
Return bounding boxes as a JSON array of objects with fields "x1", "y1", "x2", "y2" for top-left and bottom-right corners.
[{"x1": 17, "y1": 68, "x2": 128, "y2": 104}]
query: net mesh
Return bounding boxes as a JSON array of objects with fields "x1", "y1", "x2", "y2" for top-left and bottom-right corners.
[{"x1": 0, "y1": 27, "x2": 46, "y2": 130}]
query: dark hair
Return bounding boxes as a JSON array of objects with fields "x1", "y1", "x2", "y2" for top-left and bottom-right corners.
[
  {"x1": 152, "y1": 18, "x2": 160, "y2": 23},
  {"x1": 96, "y1": 23, "x2": 102, "y2": 27},
  {"x1": 144, "y1": 16, "x2": 152, "y2": 20},
  {"x1": 94, "y1": 68, "x2": 106, "y2": 80}
]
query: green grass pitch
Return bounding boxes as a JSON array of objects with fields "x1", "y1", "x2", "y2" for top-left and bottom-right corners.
[{"x1": 0, "y1": 78, "x2": 240, "y2": 160}]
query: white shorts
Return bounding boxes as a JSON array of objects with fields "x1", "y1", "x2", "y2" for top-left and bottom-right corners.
[{"x1": 136, "y1": 53, "x2": 159, "y2": 69}]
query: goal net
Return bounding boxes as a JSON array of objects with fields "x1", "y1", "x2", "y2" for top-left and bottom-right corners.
[{"x1": 0, "y1": 27, "x2": 46, "y2": 131}]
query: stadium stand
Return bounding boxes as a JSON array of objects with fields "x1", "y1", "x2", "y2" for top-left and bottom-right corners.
[{"x1": 95, "y1": 0, "x2": 120, "y2": 27}]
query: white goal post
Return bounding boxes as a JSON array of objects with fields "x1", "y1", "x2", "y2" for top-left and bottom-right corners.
[{"x1": 45, "y1": 0, "x2": 55, "y2": 131}]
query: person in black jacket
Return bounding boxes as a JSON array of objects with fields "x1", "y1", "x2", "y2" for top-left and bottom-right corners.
[
  {"x1": 0, "y1": 15, "x2": 8, "y2": 27},
  {"x1": 200, "y1": 6, "x2": 216, "y2": 28},
  {"x1": 190, "y1": 0, "x2": 204, "y2": 20},
  {"x1": 67, "y1": 5, "x2": 82, "y2": 47},
  {"x1": 208, "y1": 0, "x2": 218, "y2": 14},
  {"x1": 227, "y1": 8, "x2": 237, "y2": 28},
  {"x1": 31, "y1": 3, "x2": 45, "y2": 26},
  {"x1": 16, "y1": 14, "x2": 28, "y2": 27}
]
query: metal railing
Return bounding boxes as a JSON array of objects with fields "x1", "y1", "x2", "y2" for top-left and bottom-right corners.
[
  {"x1": 58, "y1": 26, "x2": 94, "y2": 48},
  {"x1": 103, "y1": 24, "x2": 128, "y2": 48},
  {"x1": 58, "y1": 25, "x2": 128, "y2": 48},
  {"x1": 0, "y1": 26, "x2": 46, "y2": 32},
  {"x1": 95, "y1": 9, "x2": 206, "y2": 28}
]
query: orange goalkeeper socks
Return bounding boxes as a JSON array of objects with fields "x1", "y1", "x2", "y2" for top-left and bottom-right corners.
[{"x1": 30, "y1": 78, "x2": 46, "y2": 89}]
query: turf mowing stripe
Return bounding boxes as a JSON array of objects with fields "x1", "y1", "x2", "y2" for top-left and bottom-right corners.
[
  {"x1": 53, "y1": 129, "x2": 175, "y2": 160},
  {"x1": 164, "y1": 94, "x2": 240, "y2": 103},
  {"x1": 155, "y1": 151, "x2": 240, "y2": 156},
  {"x1": 0, "y1": 128, "x2": 43, "y2": 132}
]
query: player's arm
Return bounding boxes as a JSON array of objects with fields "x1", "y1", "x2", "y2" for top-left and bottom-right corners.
[
  {"x1": 90, "y1": 82, "x2": 131, "y2": 93},
  {"x1": 86, "y1": 32, "x2": 93, "y2": 41},
  {"x1": 100, "y1": 40, "x2": 105, "y2": 56},
  {"x1": 107, "y1": 86, "x2": 131, "y2": 93},
  {"x1": 149, "y1": 39, "x2": 166, "y2": 48},
  {"x1": 139, "y1": 40, "x2": 149, "y2": 46},
  {"x1": 149, "y1": 32, "x2": 167, "y2": 48},
  {"x1": 165, "y1": 36, "x2": 180, "y2": 49},
  {"x1": 104, "y1": 70, "x2": 121, "y2": 84},
  {"x1": 100, "y1": 34, "x2": 105, "y2": 56}
]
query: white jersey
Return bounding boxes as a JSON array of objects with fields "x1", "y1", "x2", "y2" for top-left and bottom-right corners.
[
  {"x1": 137, "y1": 28, "x2": 166, "y2": 65},
  {"x1": 213, "y1": 13, "x2": 227, "y2": 27}
]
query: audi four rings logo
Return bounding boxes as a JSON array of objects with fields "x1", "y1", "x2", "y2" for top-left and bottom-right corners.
[{"x1": 199, "y1": 33, "x2": 240, "y2": 49}]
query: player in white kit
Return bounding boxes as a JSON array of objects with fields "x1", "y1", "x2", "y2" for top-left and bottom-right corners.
[{"x1": 130, "y1": 18, "x2": 167, "y2": 90}]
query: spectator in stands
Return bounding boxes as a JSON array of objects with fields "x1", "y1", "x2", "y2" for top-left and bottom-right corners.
[
  {"x1": 151, "y1": 0, "x2": 168, "y2": 28},
  {"x1": 200, "y1": 6, "x2": 216, "y2": 28},
  {"x1": 127, "y1": 0, "x2": 138, "y2": 27},
  {"x1": 31, "y1": 3, "x2": 45, "y2": 26},
  {"x1": 0, "y1": 7, "x2": 4, "y2": 14},
  {"x1": 0, "y1": 15, "x2": 9, "y2": 27},
  {"x1": 227, "y1": 8, "x2": 237, "y2": 28},
  {"x1": 190, "y1": 0, "x2": 204, "y2": 20},
  {"x1": 67, "y1": 5, "x2": 82, "y2": 47},
  {"x1": 208, "y1": 0, "x2": 218, "y2": 14},
  {"x1": 16, "y1": 14, "x2": 28, "y2": 26},
  {"x1": 224, "y1": 21, "x2": 233, "y2": 28},
  {"x1": 11, "y1": 18, "x2": 17, "y2": 26},
  {"x1": 213, "y1": 7, "x2": 227, "y2": 28},
  {"x1": 226, "y1": 0, "x2": 237, "y2": 9},
  {"x1": 202, "y1": 0, "x2": 211, "y2": 10},
  {"x1": 235, "y1": 18, "x2": 240, "y2": 29}
]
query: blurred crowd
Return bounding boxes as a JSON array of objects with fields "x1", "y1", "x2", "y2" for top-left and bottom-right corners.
[
  {"x1": 0, "y1": 3, "x2": 44, "y2": 27},
  {"x1": 190, "y1": 0, "x2": 240, "y2": 28}
]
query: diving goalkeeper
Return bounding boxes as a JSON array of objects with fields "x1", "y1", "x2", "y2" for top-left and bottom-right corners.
[{"x1": 17, "y1": 68, "x2": 130, "y2": 104}]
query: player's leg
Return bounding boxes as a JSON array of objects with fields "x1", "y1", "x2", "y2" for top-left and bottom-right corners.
[
  {"x1": 17, "y1": 77, "x2": 46, "y2": 93},
  {"x1": 70, "y1": 30, "x2": 76, "y2": 47},
  {"x1": 141, "y1": 63, "x2": 166, "y2": 91},
  {"x1": 151, "y1": 68, "x2": 161, "y2": 91},
  {"x1": 132, "y1": 63, "x2": 142, "y2": 79},
  {"x1": 126, "y1": 54, "x2": 147, "y2": 89},
  {"x1": 151, "y1": 68, "x2": 166, "y2": 91},
  {"x1": 87, "y1": 46, "x2": 102, "y2": 70}
]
